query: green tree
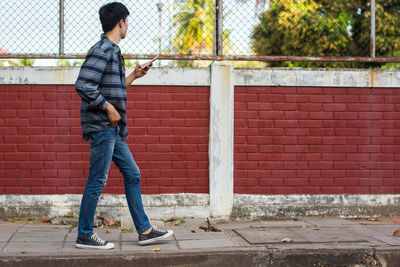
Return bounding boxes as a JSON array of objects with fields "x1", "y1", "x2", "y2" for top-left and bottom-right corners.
[
  {"x1": 173, "y1": 0, "x2": 214, "y2": 55},
  {"x1": 124, "y1": 59, "x2": 139, "y2": 67},
  {"x1": 8, "y1": 58, "x2": 35, "y2": 66},
  {"x1": 354, "y1": 0, "x2": 400, "y2": 58},
  {"x1": 57, "y1": 59, "x2": 83, "y2": 67},
  {"x1": 73, "y1": 61, "x2": 83, "y2": 66},
  {"x1": 57, "y1": 59, "x2": 71, "y2": 67},
  {"x1": 173, "y1": 0, "x2": 215, "y2": 66},
  {"x1": 172, "y1": 0, "x2": 234, "y2": 67},
  {"x1": 251, "y1": 0, "x2": 400, "y2": 68}
]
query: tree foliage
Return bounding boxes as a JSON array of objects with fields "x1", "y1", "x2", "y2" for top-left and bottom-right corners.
[
  {"x1": 8, "y1": 58, "x2": 35, "y2": 66},
  {"x1": 56, "y1": 59, "x2": 83, "y2": 67},
  {"x1": 252, "y1": 0, "x2": 400, "y2": 68},
  {"x1": 173, "y1": 0, "x2": 214, "y2": 56}
]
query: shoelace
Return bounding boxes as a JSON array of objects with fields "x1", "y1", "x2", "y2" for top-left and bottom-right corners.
[
  {"x1": 91, "y1": 233, "x2": 105, "y2": 245},
  {"x1": 151, "y1": 227, "x2": 166, "y2": 235}
]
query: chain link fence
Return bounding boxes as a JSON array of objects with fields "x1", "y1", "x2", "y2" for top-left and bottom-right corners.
[{"x1": 0, "y1": 0, "x2": 399, "y2": 66}]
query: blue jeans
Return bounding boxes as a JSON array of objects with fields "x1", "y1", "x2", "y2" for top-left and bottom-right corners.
[{"x1": 78, "y1": 126, "x2": 152, "y2": 238}]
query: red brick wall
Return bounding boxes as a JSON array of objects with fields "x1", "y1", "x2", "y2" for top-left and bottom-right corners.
[
  {"x1": 0, "y1": 85, "x2": 209, "y2": 194},
  {"x1": 3, "y1": 84, "x2": 400, "y2": 196},
  {"x1": 235, "y1": 86, "x2": 400, "y2": 194}
]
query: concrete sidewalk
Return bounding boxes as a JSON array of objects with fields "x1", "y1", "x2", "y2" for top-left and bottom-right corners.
[{"x1": 1, "y1": 217, "x2": 400, "y2": 266}]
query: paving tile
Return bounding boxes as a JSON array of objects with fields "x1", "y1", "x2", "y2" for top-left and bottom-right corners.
[
  {"x1": 122, "y1": 240, "x2": 178, "y2": 251},
  {"x1": 162, "y1": 220, "x2": 203, "y2": 237},
  {"x1": 234, "y1": 228, "x2": 307, "y2": 244},
  {"x1": 0, "y1": 228, "x2": 18, "y2": 242},
  {"x1": 297, "y1": 226, "x2": 368, "y2": 243},
  {"x1": 0, "y1": 222, "x2": 24, "y2": 228},
  {"x1": 0, "y1": 222, "x2": 25, "y2": 227},
  {"x1": 359, "y1": 225, "x2": 400, "y2": 246},
  {"x1": 166, "y1": 218, "x2": 209, "y2": 232},
  {"x1": 11, "y1": 229, "x2": 68, "y2": 242},
  {"x1": 121, "y1": 232, "x2": 139, "y2": 242},
  {"x1": 94, "y1": 229, "x2": 121, "y2": 242},
  {"x1": 299, "y1": 217, "x2": 358, "y2": 226},
  {"x1": 3, "y1": 241, "x2": 63, "y2": 253},
  {"x1": 350, "y1": 217, "x2": 400, "y2": 225},
  {"x1": 174, "y1": 232, "x2": 228, "y2": 240},
  {"x1": 215, "y1": 220, "x2": 313, "y2": 230},
  {"x1": 366, "y1": 225, "x2": 400, "y2": 236},
  {"x1": 0, "y1": 242, "x2": 6, "y2": 251},
  {"x1": 178, "y1": 239, "x2": 235, "y2": 249},
  {"x1": 21, "y1": 224, "x2": 68, "y2": 229},
  {"x1": 234, "y1": 226, "x2": 368, "y2": 244},
  {"x1": 66, "y1": 228, "x2": 78, "y2": 241}
]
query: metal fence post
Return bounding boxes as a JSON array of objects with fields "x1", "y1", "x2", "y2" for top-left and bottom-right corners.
[
  {"x1": 370, "y1": 0, "x2": 375, "y2": 59},
  {"x1": 213, "y1": 0, "x2": 223, "y2": 57},
  {"x1": 59, "y1": 0, "x2": 65, "y2": 56}
]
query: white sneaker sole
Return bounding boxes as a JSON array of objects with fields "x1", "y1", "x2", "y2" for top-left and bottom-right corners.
[
  {"x1": 75, "y1": 242, "x2": 115, "y2": 250},
  {"x1": 138, "y1": 230, "x2": 174, "y2": 245}
]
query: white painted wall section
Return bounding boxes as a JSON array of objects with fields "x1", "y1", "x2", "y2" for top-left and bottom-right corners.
[
  {"x1": 2, "y1": 67, "x2": 400, "y2": 87},
  {"x1": 209, "y1": 62, "x2": 234, "y2": 218}
]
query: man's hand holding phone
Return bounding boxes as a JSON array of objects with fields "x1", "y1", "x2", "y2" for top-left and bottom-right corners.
[
  {"x1": 133, "y1": 55, "x2": 159, "y2": 79},
  {"x1": 141, "y1": 55, "x2": 159, "y2": 69}
]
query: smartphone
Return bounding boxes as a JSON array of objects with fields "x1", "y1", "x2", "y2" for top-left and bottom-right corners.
[{"x1": 142, "y1": 55, "x2": 159, "y2": 68}]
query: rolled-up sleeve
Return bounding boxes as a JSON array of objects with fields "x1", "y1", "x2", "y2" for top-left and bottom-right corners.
[{"x1": 75, "y1": 48, "x2": 108, "y2": 109}]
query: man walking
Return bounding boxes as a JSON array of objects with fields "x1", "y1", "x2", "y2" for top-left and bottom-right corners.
[{"x1": 74, "y1": 2, "x2": 173, "y2": 250}]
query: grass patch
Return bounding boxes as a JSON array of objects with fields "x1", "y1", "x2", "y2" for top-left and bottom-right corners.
[
  {"x1": 61, "y1": 212, "x2": 75, "y2": 218},
  {"x1": 68, "y1": 225, "x2": 77, "y2": 233},
  {"x1": 5, "y1": 217, "x2": 41, "y2": 223},
  {"x1": 120, "y1": 226, "x2": 134, "y2": 233}
]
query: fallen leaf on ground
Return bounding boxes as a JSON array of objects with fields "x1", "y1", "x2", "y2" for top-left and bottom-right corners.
[
  {"x1": 191, "y1": 230, "x2": 196, "y2": 233},
  {"x1": 107, "y1": 219, "x2": 117, "y2": 226},
  {"x1": 209, "y1": 226, "x2": 221, "y2": 232},
  {"x1": 152, "y1": 248, "x2": 161, "y2": 252},
  {"x1": 172, "y1": 219, "x2": 183, "y2": 226},
  {"x1": 281, "y1": 237, "x2": 293, "y2": 243},
  {"x1": 393, "y1": 229, "x2": 400, "y2": 237},
  {"x1": 368, "y1": 218, "x2": 383, "y2": 221},
  {"x1": 164, "y1": 217, "x2": 177, "y2": 222}
]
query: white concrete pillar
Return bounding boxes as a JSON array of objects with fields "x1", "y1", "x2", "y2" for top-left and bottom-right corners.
[{"x1": 209, "y1": 61, "x2": 234, "y2": 218}]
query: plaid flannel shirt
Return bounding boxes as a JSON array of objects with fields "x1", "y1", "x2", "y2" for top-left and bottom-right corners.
[{"x1": 75, "y1": 34, "x2": 127, "y2": 141}]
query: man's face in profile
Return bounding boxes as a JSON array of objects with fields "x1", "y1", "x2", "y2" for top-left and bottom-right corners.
[{"x1": 121, "y1": 18, "x2": 128, "y2": 39}]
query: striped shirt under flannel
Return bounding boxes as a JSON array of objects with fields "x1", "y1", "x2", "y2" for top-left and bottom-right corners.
[{"x1": 75, "y1": 34, "x2": 127, "y2": 141}]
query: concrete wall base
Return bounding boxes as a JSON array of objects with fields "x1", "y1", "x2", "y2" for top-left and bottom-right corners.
[{"x1": 1, "y1": 193, "x2": 400, "y2": 220}]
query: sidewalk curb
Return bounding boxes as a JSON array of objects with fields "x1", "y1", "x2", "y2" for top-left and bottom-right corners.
[{"x1": 0, "y1": 247, "x2": 396, "y2": 267}]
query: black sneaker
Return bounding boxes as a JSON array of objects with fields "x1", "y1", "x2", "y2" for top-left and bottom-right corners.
[
  {"x1": 138, "y1": 227, "x2": 174, "y2": 245},
  {"x1": 75, "y1": 233, "x2": 115, "y2": 250}
]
